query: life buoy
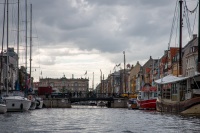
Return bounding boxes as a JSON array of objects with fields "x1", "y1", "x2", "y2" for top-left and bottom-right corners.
[{"x1": 28, "y1": 95, "x2": 33, "y2": 101}]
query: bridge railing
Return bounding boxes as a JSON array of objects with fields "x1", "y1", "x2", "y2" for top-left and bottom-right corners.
[{"x1": 48, "y1": 92, "x2": 124, "y2": 99}]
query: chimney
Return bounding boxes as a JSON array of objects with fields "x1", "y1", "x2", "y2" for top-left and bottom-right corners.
[{"x1": 193, "y1": 34, "x2": 197, "y2": 39}]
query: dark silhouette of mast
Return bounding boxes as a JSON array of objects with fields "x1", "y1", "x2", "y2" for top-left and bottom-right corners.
[
  {"x1": 1, "y1": 0, "x2": 6, "y2": 92},
  {"x1": 198, "y1": 0, "x2": 200, "y2": 72},
  {"x1": 179, "y1": 0, "x2": 183, "y2": 76},
  {"x1": 25, "y1": 0, "x2": 27, "y2": 95},
  {"x1": 29, "y1": 4, "x2": 32, "y2": 90},
  {"x1": 16, "y1": 0, "x2": 19, "y2": 90},
  {"x1": 6, "y1": 0, "x2": 9, "y2": 95}
]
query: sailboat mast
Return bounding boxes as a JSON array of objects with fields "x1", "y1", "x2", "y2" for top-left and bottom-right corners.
[
  {"x1": 1, "y1": 0, "x2": 6, "y2": 91},
  {"x1": 16, "y1": 0, "x2": 19, "y2": 90},
  {"x1": 30, "y1": 4, "x2": 32, "y2": 89},
  {"x1": 198, "y1": 0, "x2": 200, "y2": 72},
  {"x1": 6, "y1": 0, "x2": 9, "y2": 95},
  {"x1": 179, "y1": 0, "x2": 183, "y2": 76},
  {"x1": 25, "y1": 0, "x2": 27, "y2": 93},
  {"x1": 92, "y1": 72, "x2": 94, "y2": 90}
]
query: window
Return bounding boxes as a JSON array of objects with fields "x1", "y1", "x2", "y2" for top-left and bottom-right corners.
[
  {"x1": 190, "y1": 46, "x2": 195, "y2": 53},
  {"x1": 154, "y1": 92, "x2": 157, "y2": 97},
  {"x1": 172, "y1": 83, "x2": 177, "y2": 94},
  {"x1": 74, "y1": 82, "x2": 78, "y2": 86}
]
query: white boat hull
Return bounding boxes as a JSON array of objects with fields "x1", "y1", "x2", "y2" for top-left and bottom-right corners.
[
  {"x1": 0, "y1": 104, "x2": 7, "y2": 113},
  {"x1": 4, "y1": 96, "x2": 31, "y2": 112}
]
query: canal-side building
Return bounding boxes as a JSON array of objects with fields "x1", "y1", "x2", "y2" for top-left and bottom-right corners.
[
  {"x1": 129, "y1": 61, "x2": 142, "y2": 93},
  {"x1": 160, "y1": 47, "x2": 179, "y2": 77},
  {"x1": 0, "y1": 48, "x2": 18, "y2": 91},
  {"x1": 142, "y1": 56, "x2": 159, "y2": 86},
  {"x1": 182, "y1": 34, "x2": 198, "y2": 77},
  {"x1": 171, "y1": 52, "x2": 179, "y2": 76},
  {"x1": 107, "y1": 70, "x2": 121, "y2": 95},
  {"x1": 105, "y1": 74, "x2": 113, "y2": 96},
  {"x1": 159, "y1": 51, "x2": 168, "y2": 78},
  {"x1": 170, "y1": 47, "x2": 179, "y2": 76},
  {"x1": 95, "y1": 83, "x2": 101, "y2": 97},
  {"x1": 0, "y1": 47, "x2": 33, "y2": 94},
  {"x1": 38, "y1": 75, "x2": 89, "y2": 94}
]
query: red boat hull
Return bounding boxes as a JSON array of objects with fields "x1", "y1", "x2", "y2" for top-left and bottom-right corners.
[{"x1": 137, "y1": 99, "x2": 156, "y2": 109}]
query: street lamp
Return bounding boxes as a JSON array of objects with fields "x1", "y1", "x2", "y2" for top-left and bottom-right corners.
[
  {"x1": 100, "y1": 69, "x2": 102, "y2": 95},
  {"x1": 123, "y1": 51, "x2": 126, "y2": 93}
]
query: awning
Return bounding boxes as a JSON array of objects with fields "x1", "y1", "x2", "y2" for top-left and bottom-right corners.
[{"x1": 155, "y1": 75, "x2": 188, "y2": 84}]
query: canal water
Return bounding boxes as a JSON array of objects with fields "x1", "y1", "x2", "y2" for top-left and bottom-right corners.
[{"x1": 0, "y1": 106, "x2": 200, "y2": 133}]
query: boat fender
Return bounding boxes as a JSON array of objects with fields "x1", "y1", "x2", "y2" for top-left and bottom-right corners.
[
  {"x1": 36, "y1": 100, "x2": 40, "y2": 106},
  {"x1": 20, "y1": 103, "x2": 23, "y2": 111},
  {"x1": 28, "y1": 95, "x2": 33, "y2": 101}
]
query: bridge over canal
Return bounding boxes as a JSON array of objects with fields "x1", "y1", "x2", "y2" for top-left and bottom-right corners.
[
  {"x1": 43, "y1": 94, "x2": 128, "y2": 108},
  {"x1": 69, "y1": 97, "x2": 114, "y2": 103}
]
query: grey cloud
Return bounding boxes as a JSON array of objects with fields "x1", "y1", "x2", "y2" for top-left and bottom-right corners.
[
  {"x1": 40, "y1": 56, "x2": 56, "y2": 65},
  {"x1": 0, "y1": 0, "x2": 182, "y2": 66},
  {"x1": 86, "y1": 0, "x2": 174, "y2": 7}
]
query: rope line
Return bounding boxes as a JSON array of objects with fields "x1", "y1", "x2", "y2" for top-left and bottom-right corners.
[
  {"x1": 168, "y1": 0, "x2": 179, "y2": 49},
  {"x1": 184, "y1": 0, "x2": 198, "y2": 38}
]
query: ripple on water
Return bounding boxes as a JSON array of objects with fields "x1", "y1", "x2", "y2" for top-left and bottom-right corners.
[{"x1": 1, "y1": 107, "x2": 200, "y2": 133}]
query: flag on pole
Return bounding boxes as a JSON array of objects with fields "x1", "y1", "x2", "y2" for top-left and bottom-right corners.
[
  {"x1": 116, "y1": 63, "x2": 121, "y2": 67},
  {"x1": 84, "y1": 71, "x2": 87, "y2": 75}
]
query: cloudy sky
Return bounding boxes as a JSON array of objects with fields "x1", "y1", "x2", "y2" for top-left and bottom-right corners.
[{"x1": 0, "y1": 0, "x2": 199, "y2": 88}]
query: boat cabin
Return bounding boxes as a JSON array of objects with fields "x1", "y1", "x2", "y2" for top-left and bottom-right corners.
[
  {"x1": 137, "y1": 85, "x2": 157, "y2": 100},
  {"x1": 155, "y1": 75, "x2": 200, "y2": 102}
]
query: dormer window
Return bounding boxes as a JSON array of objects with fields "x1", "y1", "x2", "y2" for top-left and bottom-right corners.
[{"x1": 190, "y1": 46, "x2": 195, "y2": 53}]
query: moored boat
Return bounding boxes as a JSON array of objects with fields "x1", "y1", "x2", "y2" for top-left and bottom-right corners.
[
  {"x1": 3, "y1": 96, "x2": 31, "y2": 112},
  {"x1": 137, "y1": 85, "x2": 157, "y2": 110},
  {"x1": 0, "y1": 103, "x2": 7, "y2": 114},
  {"x1": 97, "y1": 101, "x2": 106, "y2": 107},
  {"x1": 155, "y1": 0, "x2": 200, "y2": 115},
  {"x1": 0, "y1": 98, "x2": 7, "y2": 113},
  {"x1": 155, "y1": 75, "x2": 200, "y2": 114},
  {"x1": 89, "y1": 101, "x2": 97, "y2": 106},
  {"x1": 127, "y1": 98, "x2": 138, "y2": 109}
]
